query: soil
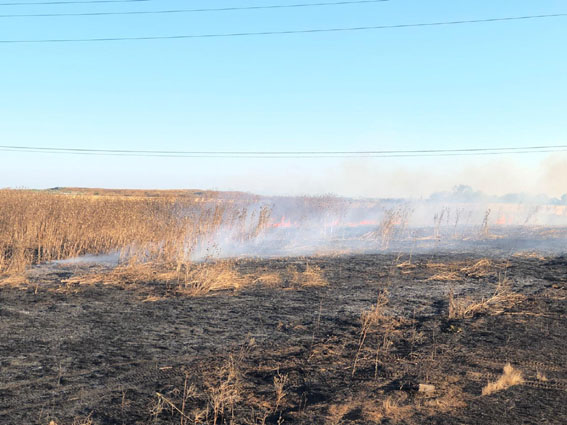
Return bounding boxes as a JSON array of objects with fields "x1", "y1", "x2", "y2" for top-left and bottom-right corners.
[{"x1": 1, "y1": 253, "x2": 566, "y2": 424}]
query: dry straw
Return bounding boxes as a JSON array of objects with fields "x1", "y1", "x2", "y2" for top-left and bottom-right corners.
[{"x1": 0, "y1": 189, "x2": 271, "y2": 278}]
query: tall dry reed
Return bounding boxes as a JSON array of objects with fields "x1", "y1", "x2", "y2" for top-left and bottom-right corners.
[{"x1": 0, "y1": 190, "x2": 269, "y2": 275}]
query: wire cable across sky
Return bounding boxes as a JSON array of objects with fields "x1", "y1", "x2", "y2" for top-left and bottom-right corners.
[
  {"x1": 1, "y1": 12, "x2": 565, "y2": 43},
  {"x1": 0, "y1": 1, "x2": 390, "y2": 18},
  {"x1": 0, "y1": 0, "x2": 150, "y2": 6},
  {"x1": 2, "y1": 144, "x2": 567, "y2": 158}
]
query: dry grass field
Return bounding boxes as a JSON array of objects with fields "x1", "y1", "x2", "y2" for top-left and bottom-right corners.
[
  {"x1": 0, "y1": 189, "x2": 267, "y2": 277},
  {"x1": 0, "y1": 190, "x2": 566, "y2": 424}
]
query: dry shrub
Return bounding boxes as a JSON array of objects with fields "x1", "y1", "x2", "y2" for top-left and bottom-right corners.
[
  {"x1": 448, "y1": 278, "x2": 525, "y2": 319},
  {"x1": 482, "y1": 363, "x2": 524, "y2": 395}
]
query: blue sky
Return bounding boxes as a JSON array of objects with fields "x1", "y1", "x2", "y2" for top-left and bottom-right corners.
[{"x1": 0, "y1": 0, "x2": 565, "y2": 197}]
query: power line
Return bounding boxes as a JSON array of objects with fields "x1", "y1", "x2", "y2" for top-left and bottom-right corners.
[
  {"x1": 1, "y1": 13, "x2": 565, "y2": 43},
  {"x1": 2, "y1": 144, "x2": 567, "y2": 154},
  {"x1": 1, "y1": 144, "x2": 566, "y2": 158},
  {"x1": 0, "y1": 0, "x2": 149, "y2": 6},
  {"x1": 0, "y1": 1, "x2": 390, "y2": 18},
  {"x1": 1, "y1": 149, "x2": 566, "y2": 158},
  {"x1": 3, "y1": 148, "x2": 567, "y2": 158}
]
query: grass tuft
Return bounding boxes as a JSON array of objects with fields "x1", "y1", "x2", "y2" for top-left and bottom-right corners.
[{"x1": 482, "y1": 363, "x2": 524, "y2": 395}]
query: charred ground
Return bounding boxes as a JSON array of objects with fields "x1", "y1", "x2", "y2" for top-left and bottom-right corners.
[{"x1": 1, "y1": 253, "x2": 566, "y2": 424}]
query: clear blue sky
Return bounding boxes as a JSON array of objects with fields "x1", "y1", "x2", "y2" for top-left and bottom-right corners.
[{"x1": 0, "y1": 0, "x2": 565, "y2": 197}]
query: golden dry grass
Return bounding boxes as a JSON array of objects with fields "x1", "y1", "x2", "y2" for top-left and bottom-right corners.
[
  {"x1": 460, "y1": 259, "x2": 494, "y2": 278},
  {"x1": 180, "y1": 261, "x2": 250, "y2": 295},
  {"x1": 61, "y1": 260, "x2": 252, "y2": 296},
  {"x1": 330, "y1": 382, "x2": 467, "y2": 425},
  {"x1": 297, "y1": 264, "x2": 328, "y2": 287},
  {"x1": 327, "y1": 404, "x2": 350, "y2": 424},
  {"x1": 423, "y1": 259, "x2": 501, "y2": 281},
  {"x1": 448, "y1": 278, "x2": 525, "y2": 319},
  {"x1": 0, "y1": 190, "x2": 190, "y2": 273},
  {"x1": 359, "y1": 394, "x2": 413, "y2": 423},
  {"x1": 423, "y1": 385, "x2": 467, "y2": 413},
  {"x1": 428, "y1": 271, "x2": 461, "y2": 281},
  {"x1": 286, "y1": 264, "x2": 328, "y2": 287},
  {"x1": 351, "y1": 291, "x2": 404, "y2": 377},
  {"x1": 482, "y1": 363, "x2": 524, "y2": 395},
  {"x1": 0, "y1": 189, "x2": 271, "y2": 279},
  {"x1": 254, "y1": 272, "x2": 283, "y2": 287}
]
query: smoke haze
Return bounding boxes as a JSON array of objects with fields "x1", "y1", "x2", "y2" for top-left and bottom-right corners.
[{"x1": 223, "y1": 153, "x2": 567, "y2": 199}]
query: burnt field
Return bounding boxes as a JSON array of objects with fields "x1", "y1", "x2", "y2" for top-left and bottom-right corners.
[{"x1": 1, "y1": 252, "x2": 566, "y2": 425}]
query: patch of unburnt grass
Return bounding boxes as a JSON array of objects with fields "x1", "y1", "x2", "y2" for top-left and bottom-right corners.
[{"x1": 482, "y1": 363, "x2": 524, "y2": 396}]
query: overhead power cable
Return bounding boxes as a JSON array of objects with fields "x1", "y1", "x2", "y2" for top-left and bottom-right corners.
[
  {"x1": 1, "y1": 13, "x2": 565, "y2": 43},
  {"x1": 0, "y1": 1, "x2": 390, "y2": 18},
  {"x1": 0, "y1": 0, "x2": 149, "y2": 5},
  {"x1": 1, "y1": 144, "x2": 566, "y2": 158},
  {"x1": 3, "y1": 148, "x2": 567, "y2": 158},
  {"x1": 0, "y1": 0, "x2": 150, "y2": 6}
]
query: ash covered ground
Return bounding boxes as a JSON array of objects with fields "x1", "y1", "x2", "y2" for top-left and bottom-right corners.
[{"x1": 1, "y1": 251, "x2": 566, "y2": 424}]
